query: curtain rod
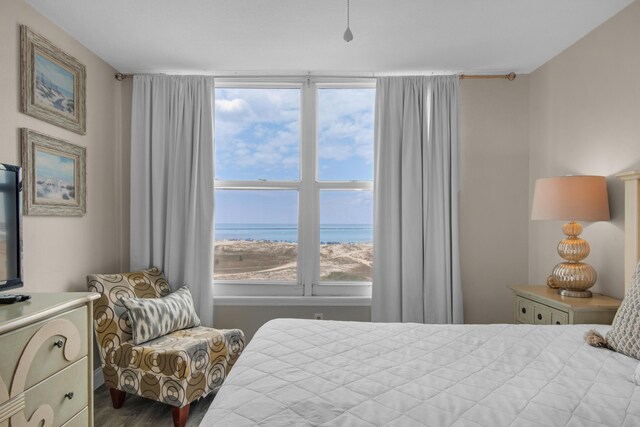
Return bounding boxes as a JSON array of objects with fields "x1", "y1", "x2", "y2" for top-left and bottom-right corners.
[
  {"x1": 114, "y1": 72, "x2": 517, "y2": 81},
  {"x1": 460, "y1": 72, "x2": 516, "y2": 81}
]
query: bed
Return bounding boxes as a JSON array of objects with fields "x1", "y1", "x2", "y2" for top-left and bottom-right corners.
[
  {"x1": 201, "y1": 172, "x2": 640, "y2": 426},
  {"x1": 202, "y1": 320, "x2": 639, "y2": 426}
]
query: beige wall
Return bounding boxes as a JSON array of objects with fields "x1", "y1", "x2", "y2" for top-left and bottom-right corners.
[
  {"x1": 459, "y1": 78, "x2": 530, "y2": 323},
  {"x1": 528, "y1": 1, "x2": 640, "y2": 300},
  {"x1": 214, "y1": 305, "x2": 371, "y2": 342},
  {"x1": 0, "y1": 0, "x2": 126, "y2": 292},
  {"x1": 116, "y1": 79, "x2": 132, "y2": 272}
]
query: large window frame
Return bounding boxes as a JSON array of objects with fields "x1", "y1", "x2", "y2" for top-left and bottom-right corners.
[{"x1": 213, "y1": 78, "x2": 375, "y2": 300}]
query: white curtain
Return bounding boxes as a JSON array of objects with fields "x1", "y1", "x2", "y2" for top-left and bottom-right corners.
[
  {"x1": 372, "y1": 75, "x2": 463, "y2": 324},
  {"x1": 130, "y1": 75, "x2": 215, "y2": 326}
]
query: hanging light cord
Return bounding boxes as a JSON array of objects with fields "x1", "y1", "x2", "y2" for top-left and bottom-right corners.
[
  {"x1": 343, "y1": 0, "x2": 354, "y2": 42},
  {"x1": 347, "y1": 0, "x2": 350, "y2": 29}
]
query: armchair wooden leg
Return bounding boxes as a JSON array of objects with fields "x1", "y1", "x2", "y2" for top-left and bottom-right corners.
[
  {"x1": 109, "y1": 388, "x2": 126, "y2": 409},
  {"x1": 171, "y1": 404, "x2": 190, "y2": 427}
]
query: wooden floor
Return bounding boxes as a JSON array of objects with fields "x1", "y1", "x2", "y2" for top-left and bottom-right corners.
[{"x1": 94, "y1": 385, "x2": 215, "y2": 426}]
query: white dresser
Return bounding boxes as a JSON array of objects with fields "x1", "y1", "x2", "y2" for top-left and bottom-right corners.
[{"x1": 0, "y1": 292, "x2": 99, "y2": 427}]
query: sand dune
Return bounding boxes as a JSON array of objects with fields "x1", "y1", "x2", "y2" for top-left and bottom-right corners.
[{"x1": 214, "y1": 240, "x2": 372, "y2": 282}]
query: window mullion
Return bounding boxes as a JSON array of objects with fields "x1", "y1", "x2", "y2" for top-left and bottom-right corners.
[
  {"x1": 316, "y1": 181, "x2": 373, "y2": 190},
  {"x1": 214, "y1": 180, "x2": 301, "y2": 190},
  {"x1": 299, "y1": 81, "x2": 317, "y2": 297}
]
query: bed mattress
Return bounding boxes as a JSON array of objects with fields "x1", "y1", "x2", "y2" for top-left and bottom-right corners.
[{"x1": 201, "y1": 319, "x2": 640, "y2": 426}]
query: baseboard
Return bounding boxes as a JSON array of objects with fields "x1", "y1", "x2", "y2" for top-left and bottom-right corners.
[{"x1": 94, "y1": 367, "x2": 104, "y2": 390}]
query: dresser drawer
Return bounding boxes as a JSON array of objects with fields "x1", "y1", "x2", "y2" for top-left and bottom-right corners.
[
  {"x1": 22, "y1": 357, "x2": 88, "y2": 427},
  {"x1": 0, "y1": 306, "x2": 88, "y2": 393},
  {"x1": 61, "y1": 407, "x2": 88, "y2": 427},
  {"x1": 516, "y1": 297, "x2": 534, "y2": 323}
]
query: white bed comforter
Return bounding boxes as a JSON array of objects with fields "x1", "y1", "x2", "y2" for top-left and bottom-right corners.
[{"x1": 201, "y1": 319, "x2": 640, "y2": 426}]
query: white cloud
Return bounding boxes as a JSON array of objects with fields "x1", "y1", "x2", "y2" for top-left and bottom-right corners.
[
  {"x1": 318, "y1": 143, "x2": 353, "y2": 161},
  {"x1": 215, "y1": 88, "x2": 302, "y2": 179},
  {"x1": 216, "y1": 98, "x2": 251, "y2": 114},
  {"x1": 317, "y1": 88, "x2": 375, "y2": 165},
  {"x1": 233, "y1": 130, "x2": 300, "y2": 170}
]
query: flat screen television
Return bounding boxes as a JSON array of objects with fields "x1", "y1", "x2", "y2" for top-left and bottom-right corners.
[{"x1": 0, "y1": 163, "x2": 23, "y2": 291}]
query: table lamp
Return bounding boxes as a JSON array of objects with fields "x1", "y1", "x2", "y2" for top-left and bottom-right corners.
[{"x1": 531, "y1": 175, "x2": 610, "y2": 298}]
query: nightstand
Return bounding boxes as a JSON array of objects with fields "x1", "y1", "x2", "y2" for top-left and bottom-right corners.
[{"x1": 509, "y1": 285, "x2": 621, "y2": 325}]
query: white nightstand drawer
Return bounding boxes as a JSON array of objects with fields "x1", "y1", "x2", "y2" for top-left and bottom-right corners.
[
  {"x1": 516, "y1": 297, "x2": 534, "y2": 323},
  {"x1": 533, "y1": 304, "x2": 551, "y2": 324},
  {"x1": 550, "y1": 309, "x2": 569, "y2": 325}
]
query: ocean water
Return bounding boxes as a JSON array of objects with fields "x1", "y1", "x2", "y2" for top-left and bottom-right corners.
[{"x1": 215, "y1": 223, "x2": 372, "y2": 244}]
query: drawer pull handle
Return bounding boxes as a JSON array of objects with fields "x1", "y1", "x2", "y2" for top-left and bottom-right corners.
[
  {"x1": 521, "y1": 307, "x2": 526, "y2": 314},
  {"x1": 537, "y1": 313, "x2": 543, "y2": 320},
  {"x1": 65, "y1": 392, "x2": 74, "y2": 400},
  {"x1": 53, "y1": 340, "x2": 64, "y2": 348}
]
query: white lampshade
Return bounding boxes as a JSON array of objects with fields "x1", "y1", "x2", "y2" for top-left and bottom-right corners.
[{"x1": 531, "y1": 175, "x2": 610, "y2": 221}]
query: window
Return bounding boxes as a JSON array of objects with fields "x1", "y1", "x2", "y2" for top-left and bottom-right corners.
[{"x1": 214, "y1": 80, "x2": 375, "y2": 297}]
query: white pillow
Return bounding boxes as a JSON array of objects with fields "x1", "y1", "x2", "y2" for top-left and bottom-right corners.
[{"x1": 633, "y1": 363, "x2": 640, "y2": 385}]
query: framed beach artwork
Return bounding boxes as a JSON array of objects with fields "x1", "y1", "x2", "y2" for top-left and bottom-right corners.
[
  {"x1": 20, "y1": 25, "x2": 87, "y2": 135},
  {"x1": 21, "y1": 129, "x2": 86, "y2": 216}
]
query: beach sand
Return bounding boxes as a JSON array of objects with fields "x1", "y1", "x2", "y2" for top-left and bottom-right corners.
[{"x1": 214, "y1": 240, "x2": 372, "y2": 282}]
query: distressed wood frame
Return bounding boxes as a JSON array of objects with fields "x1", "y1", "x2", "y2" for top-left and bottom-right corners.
[
  {"x1": 20, "y1": 25, "x2": 87, "y2": 135},
  {"x1": 21, "y1": 128, "x2": 86, "y2": 216}
]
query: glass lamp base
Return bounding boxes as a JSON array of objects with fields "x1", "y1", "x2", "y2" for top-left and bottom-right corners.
[
  {"x1": 559, "y1": 289, "x2": 593, "y2": 298},
  {"x1": 552, "y1": 261, "x2": 597, "y2": 298},
  {"x1": 549, "y1": 221, "x2": 599, "y2": 298}
]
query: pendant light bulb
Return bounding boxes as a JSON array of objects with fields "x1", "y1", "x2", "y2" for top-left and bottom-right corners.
[
  {"x1": 343, "y1": 27, "x2": 353, "y2": 42},
  {"x1": 343, "y1": 0, "x2": 353, "y2": 42}
]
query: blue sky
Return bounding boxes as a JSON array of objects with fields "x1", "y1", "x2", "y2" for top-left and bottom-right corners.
[
  {"x1": 214, "y1": 87, "x2": 374, "y2": 226},
  {"x1": 215, "y1": 190, "x2": 373, "y2": 225},
  {"x1": 215, "y1": 190, "x2": 298, "y2": 224},
  {"x1": 320, "y1": 190, "x2": 373, "y2": 225}
]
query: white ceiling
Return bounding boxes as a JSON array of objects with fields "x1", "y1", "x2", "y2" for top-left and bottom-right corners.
[{"x1": 26, "y1": 0, "x2": 634, "y2": 75}]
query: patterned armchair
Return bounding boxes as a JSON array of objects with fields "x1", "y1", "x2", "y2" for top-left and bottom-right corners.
[{"x1": 87, "y1": 268, "x2": 244, "y2": 427}]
